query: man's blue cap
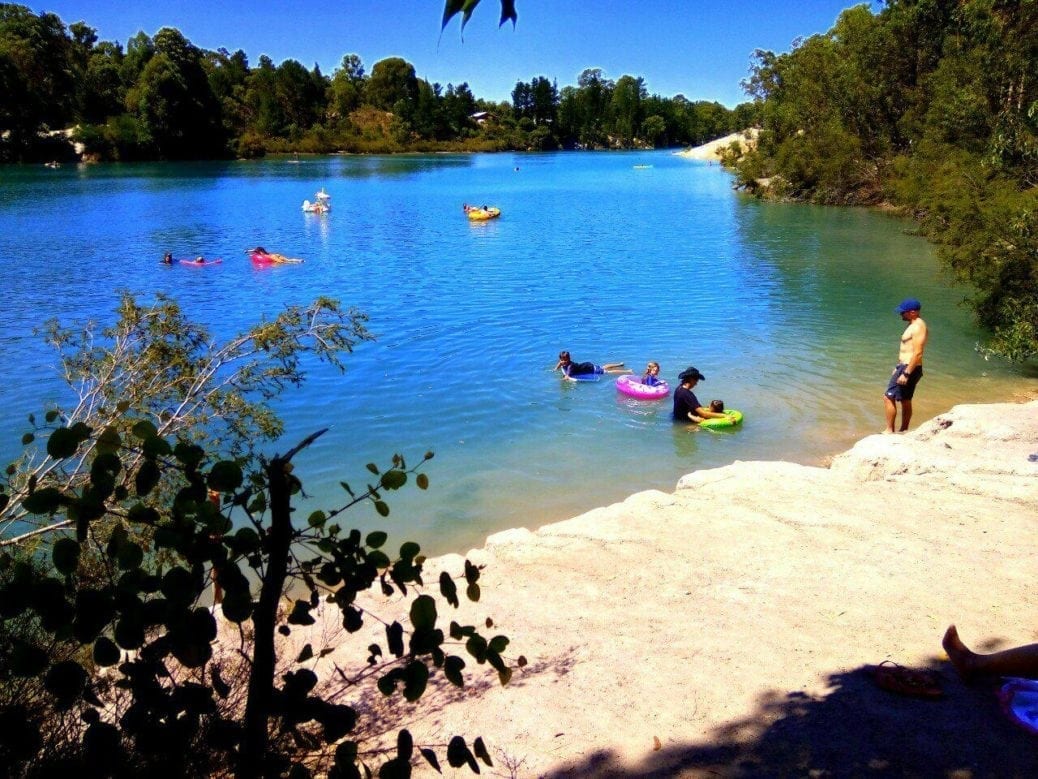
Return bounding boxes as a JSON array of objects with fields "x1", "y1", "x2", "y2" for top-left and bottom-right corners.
[{"x1": 896, "y1": 298, "x2": 921, "y2": 314}]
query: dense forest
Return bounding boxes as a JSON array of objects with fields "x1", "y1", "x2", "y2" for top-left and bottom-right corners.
[
  {"x1": 734, "y1": 0, "x2": 1037, "y2": 362},
  {"x1": 2, "y1": 0, "x2": 1034, "y2": 359},
  {"x1": 0, "y1": 3, "x2": 754, "y2": 162}
]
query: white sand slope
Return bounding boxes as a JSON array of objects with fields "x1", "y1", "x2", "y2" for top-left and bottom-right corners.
[
  {"x1": 675, "y1": 128, "x2": 760, "y2": 161},
  {"x1": 279, "y1": 400, "x2": 1038, "y2": 776}
]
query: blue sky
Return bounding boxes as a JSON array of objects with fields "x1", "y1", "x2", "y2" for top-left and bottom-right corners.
[{"x1": 39, "y1": 1, "x2": 880, "y2": 107}]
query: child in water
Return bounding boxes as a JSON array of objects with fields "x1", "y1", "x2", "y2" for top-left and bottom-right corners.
[
  {"x1": 555, "y1": 350, "x2": 630, "y2": 381},
  {"x1": 642, "y1": 362, "x2": 662, "y2": 386},
  {"x1": 710, "y1": 400, "x2": 725, "y2": 412}
]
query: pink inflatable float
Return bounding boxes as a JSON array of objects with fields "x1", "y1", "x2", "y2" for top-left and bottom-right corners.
[{"x1": 616, "y1": 374, "x2": 670, "y2": 400}]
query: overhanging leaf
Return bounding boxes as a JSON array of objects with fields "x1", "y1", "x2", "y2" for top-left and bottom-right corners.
[
  {"x1": 446, "y1": 736, "x2": 477, "y2": 770},
  {"x1": 403, "y1": 660, "x2": 429, "y2": 702},
  {"x1": 47, "y1": 424, "x2": 90, "y2": 459},
  {"x1": 474, "y1": 737, "x2": 493, "y2": 767},
  {"x1": 22, "y1": 487, "x2": 64, "y2": 515},
  {"x1": 439, "y1": 571, "x2": 459, "y2": 608},
  {"x1": 409, "y1": 594, "x2": 437, "y2": 632},
  {"x1": 135, "y1": 460, "x2": 160, "y2": 496},
  {"x1": 420, "y1": 748, "x2": 441, "y2": 772},
  {"x1": 208, "y1": 460, "x2": 243, "y2": 492},
  {"x1": 52, "y1": 537, "x2": 80, "y2": 575},
  {"x1": 92, "y1": 636, "x2": 120, "y2": 667},
  {"x1": 288, "y1": 599, "x2": 316, "y2": 625},
  {"x1": 499, "y1": 0, "x2": 517, "y2": 27},
  {"x1": 444, "y1": 655, "x2": 465, "y2": 688}
]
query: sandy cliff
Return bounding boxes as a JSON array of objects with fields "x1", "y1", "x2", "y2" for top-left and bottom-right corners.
[{"x1": 304, "y1": 400, "x2": 1038, "y2": 776}]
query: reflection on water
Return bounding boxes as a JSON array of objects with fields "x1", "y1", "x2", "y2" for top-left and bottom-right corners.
[{"x1": 0, "y1": 152, "x2": 1032, "y2": 555}]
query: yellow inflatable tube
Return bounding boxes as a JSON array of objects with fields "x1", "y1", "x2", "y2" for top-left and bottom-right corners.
[{"x1": 467, "y1": 206, "x2": 501, "y2": 221}]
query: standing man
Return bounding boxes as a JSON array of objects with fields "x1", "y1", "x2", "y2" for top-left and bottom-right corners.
[
  {"x1": 672, "y1": 367, "x2": 734, "y2": 424},
  {"x1": 884, "y1": 298, "x2": 928, "y2": 433}
]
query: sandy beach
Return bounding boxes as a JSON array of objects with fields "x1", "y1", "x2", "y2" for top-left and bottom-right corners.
[{"x1": 278, "y1": 399, "x2": 1038, "y2": 776}]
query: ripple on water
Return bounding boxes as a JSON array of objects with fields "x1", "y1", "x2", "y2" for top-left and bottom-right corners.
[{"x1": 0, "y1": 154, "x2": 1030, "y2": 555}]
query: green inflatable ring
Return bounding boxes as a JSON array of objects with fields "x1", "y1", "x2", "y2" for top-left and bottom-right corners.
[{"x1": 699, "y1": 409, "x2": 744, "y2": 429}]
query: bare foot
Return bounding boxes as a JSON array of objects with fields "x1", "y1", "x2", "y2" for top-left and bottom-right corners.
[{"x1": 942, "y1": 625, "x2": 978, "y2": 681}]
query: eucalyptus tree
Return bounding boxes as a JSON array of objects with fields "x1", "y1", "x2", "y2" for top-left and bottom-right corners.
[
  {"x1": 328, "y1": 54, "x2": 366, "y2": 125},
  {"x1": 244, "y1": 54, "x2": 281, "y2": 137},
  {"x1": 79, "y1": 40, "x2": 126, "y2": 125},
  {"x1": 366, "y1": 57, "x2": 419, "y2": 114},
  {"x1": 123, "y1": 28, "x2": 226, "y2": 158},
  {"x1": 205, "y1": 48, "x2": 251, "y2": 141},
  {"x1": 609, "y1": 75, "x2": 646, "y2": 146},
  {"x1": 272, "y1": 59, "x2": 328, "y2": 137},
  {"x1": 120, "y1": 31, "x2": 155, "y2": 90},
  {"x1": 441, "y1": 82, "x2": 478, "y2": 137}
]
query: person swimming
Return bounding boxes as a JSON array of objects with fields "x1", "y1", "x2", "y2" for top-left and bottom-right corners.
[{"x1": 555, "y1": 350, "x2": 630, "y2": 381}]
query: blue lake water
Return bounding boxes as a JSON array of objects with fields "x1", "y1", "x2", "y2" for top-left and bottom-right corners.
[{"x1": 0, "y1": 152, "x2": 1032, "y2": 554}]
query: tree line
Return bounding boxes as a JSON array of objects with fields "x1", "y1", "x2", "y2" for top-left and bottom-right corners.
[
  {"x1": 0, "y1": 3, "x2": 754, "y2": 163},
  {"x1": 731, "y1": 0, "x2": 1037, "y2": 362}
]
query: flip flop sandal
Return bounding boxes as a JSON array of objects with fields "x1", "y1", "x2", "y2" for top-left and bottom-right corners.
[{"x1": 870, "y1": 660, "x2": 943, "y2": 699}]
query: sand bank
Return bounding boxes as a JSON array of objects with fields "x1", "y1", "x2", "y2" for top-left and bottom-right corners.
[
  {"x1": 675, "y1": 128, "x2": 760, "y2": 161},
  {"x1": 291, "y1": 400, "x2": 1038, "y2": 776}
]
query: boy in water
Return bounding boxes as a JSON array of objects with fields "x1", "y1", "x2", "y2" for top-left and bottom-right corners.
[{"x1": 555, "y1": 350, "x2": 630, "y2": 381}]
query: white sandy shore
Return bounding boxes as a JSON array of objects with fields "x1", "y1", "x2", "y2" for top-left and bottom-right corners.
[
  {"x1": 675, "y1": 129, "x2": 760, "y2": 161},
  {"x1": 279, "y1": 400, "x2": 1038, "y2": 776}
]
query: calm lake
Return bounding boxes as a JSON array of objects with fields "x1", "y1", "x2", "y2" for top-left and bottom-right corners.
[{"x1": 0, "y1": 152, "x2": 1031, "y2": 554}]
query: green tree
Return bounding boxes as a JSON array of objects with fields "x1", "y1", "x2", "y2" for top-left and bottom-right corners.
[
  {"x1": 0, "y1": 5, "x2": 78, "y2": 158},
  {"x1": 205, "y1": 48, "x2": 250, "y2": 141},
  {"x1": 0, "y1": 297, "x2": 523, "y2": 776},
  {"x1": 244, "y1": 54, "x2": 280, "y2": 137},
  {"x1": 738, "y1": 0, "x2": 1038, "y2": 358},
  {"x1": 124, "y1": 28, "x2": 226, "y2": 158},
  {"x1": 441, "y1": 82, "x2": 477, "y2": 137},
  {"x1": 79, "y1": 40, "x2": 126, "y2": 125},
  {"x1": 366, "y1": 57, "x2": 418, "y2": 114},
  {"x1": 1, "y1": 293, "x2": 370, "y2": 547},
  {"x1": 609, "y1": 75, "x2": 646, "y2": 146},
  {"x1": 327, "y1": 54, "x2": 366, "y2": 125},
  {"x1": 273, "y1": 59, "x2": 327, "y2": 137},
  {"x1": 641, "y1": 114, "x2": 666, "y2": 147}
]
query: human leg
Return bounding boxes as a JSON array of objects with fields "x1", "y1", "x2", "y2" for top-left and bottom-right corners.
[
  {"x1": 900, "y1": 399, "x2": 913, "y2": 432},
  {"x1": 884, "y1": 396, "x2": 898, "y2": 433},
  {"x1": 602, "y1": 362, "x2": 625, "y2": 370},
  {"x1": 943, "y1": 625, "x2": 1038, "y2": 681},
  {"x1": 883, "y1": 367, "x2": 903, "y2": 433},
  {"x1": 897, "y1": 368, "x2": 922, "y2": 431}
]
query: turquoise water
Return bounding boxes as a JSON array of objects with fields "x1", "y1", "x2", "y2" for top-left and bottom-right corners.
[{"x1": 0, "y1": 152, "x2": 1031, "y2": 554}]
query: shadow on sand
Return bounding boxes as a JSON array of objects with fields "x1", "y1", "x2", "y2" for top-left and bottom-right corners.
[{"x1": 543, "y1": 658, "x2": 1038, "y2": 777}]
